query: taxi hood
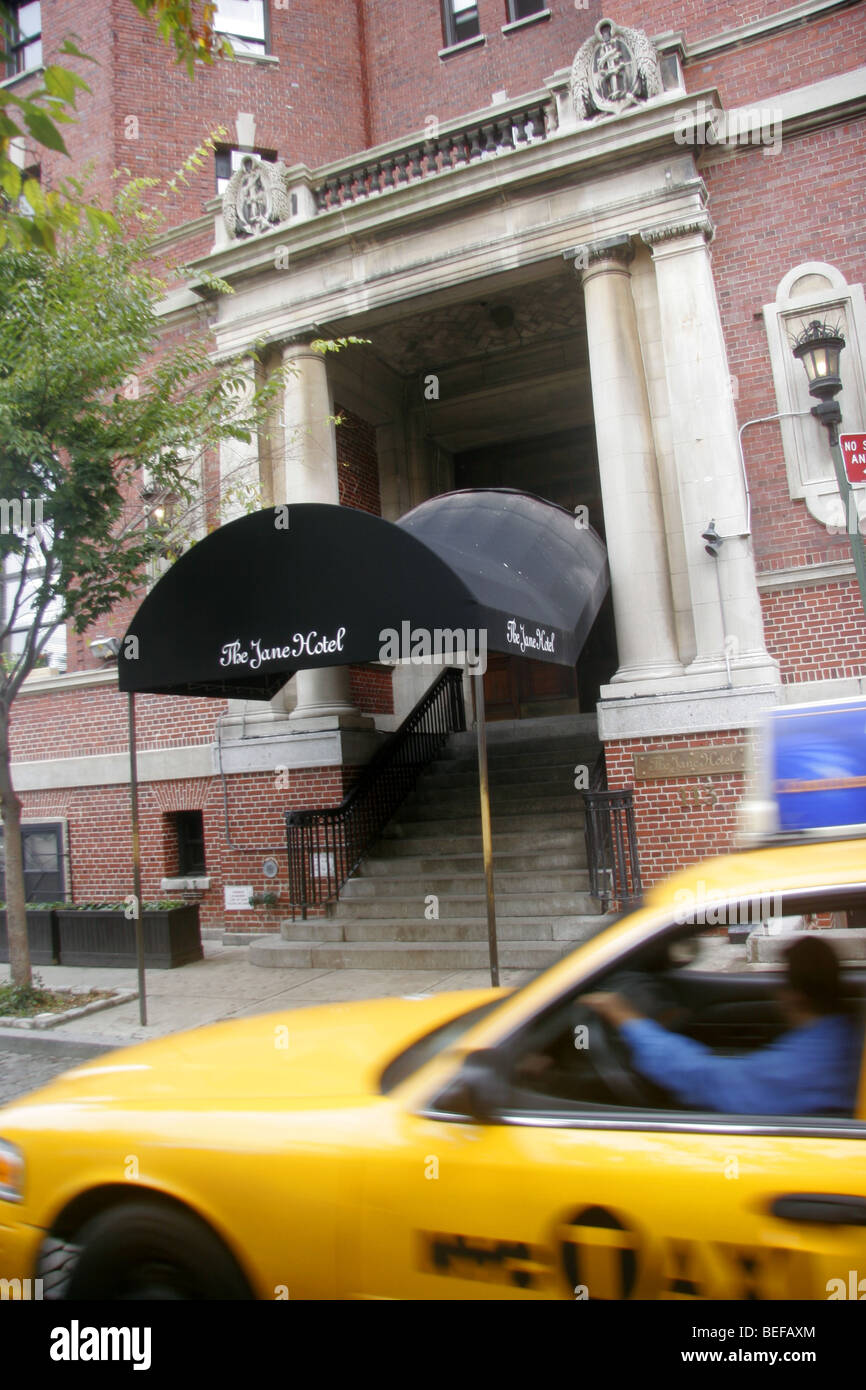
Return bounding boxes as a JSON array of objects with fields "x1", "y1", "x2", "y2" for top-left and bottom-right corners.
[{"x1": 2, "y1": 990, "x2": 502, "y2": 1113}]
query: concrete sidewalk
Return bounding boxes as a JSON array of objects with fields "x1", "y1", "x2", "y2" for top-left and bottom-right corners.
[{"x1": 0, "y1": 942, "x2": 533, "y2": 1054}]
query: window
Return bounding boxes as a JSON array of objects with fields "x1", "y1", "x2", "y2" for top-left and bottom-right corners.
[
  {"x1": 3, "y1": 2, "x2": 42, "y2": 77},
  {"x1": 1, "y1": 524, "x2": 67, "y2": 674},
  {"x1": 0, "y1": 821, "x2": 66, "y2": 902},
  {"x1": 173, "y1": 811, "x2": 206, "y2": 876},
  {"x1": 215, "y1": 145, "x2": 277, "y2": 196},
  {"x1": 213, "y1": 0, "x2": 267, "y2": 56},
  {"x1": 506, "y1": 0, "x2": 547, "y2": 20},
  {"x1": 442, "y1": 0, "x2": 480, "y2": 48}
]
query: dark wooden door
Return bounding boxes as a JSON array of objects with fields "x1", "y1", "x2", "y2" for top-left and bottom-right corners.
[{"x1": 483, "y1": 655, "x2": 577, "y2": 720}]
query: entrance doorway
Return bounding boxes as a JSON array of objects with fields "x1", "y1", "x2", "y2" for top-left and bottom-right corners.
[{"x1": 483, "y1": 652, "x2": 578, "y2": 720}]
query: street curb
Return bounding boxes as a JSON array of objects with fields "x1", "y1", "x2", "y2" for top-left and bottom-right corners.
[{"x1": 0, "y1": 1028, "x2": 114, "y2": 1058}]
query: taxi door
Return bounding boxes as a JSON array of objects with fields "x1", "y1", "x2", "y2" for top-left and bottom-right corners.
[{"x1": 356, "y1": 1081, "x2": 866, "y2": 1299}]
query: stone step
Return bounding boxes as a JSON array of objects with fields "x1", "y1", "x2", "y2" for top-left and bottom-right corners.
[
  {"x1": 328, "y1": 890, "x2": 600, "y2": 919},
  {"x1": 397, "y1": 795, "x2": 585, "y2": 823},
  {"x1": 358, "y1": 850, "x2": 585, "y2": 875},
  {"x1": 377, "y1": 828, "x2": 585, "y2": 856},
  {"x1": 279, "y1": 914, "x2": 613, "y2": 942},
  {"x1": 340, "y1": 869, "x2": 590, "y2": 898},
  {"x1": 339, "y1": 916, "x2": 610, "y2": 943},
  {"x1": 428, "y1": 749, "x2": 598, "y2": 778},
  {"x1": 384, "y1": 810, "x2": 585, "y2": 838},
  {"x1": 250, "y1": 937, "x2": 576, "y2": 971},
  {"x1": 405, "y1": 772, "x2": 583, "y2": 806},
  {"x1": 447, "y1": 719, "x2": 598, "y2": 752}
]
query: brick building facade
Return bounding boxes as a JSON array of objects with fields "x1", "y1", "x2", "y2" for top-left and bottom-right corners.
[{"x1": 4, "y1": 1, "x2": 866, "y2": 951}]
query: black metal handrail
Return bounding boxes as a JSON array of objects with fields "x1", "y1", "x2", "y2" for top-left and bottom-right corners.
[
  {"x1": 583, "y1": 751, "x2": 643, "y2": 910},
  {"x1": 286, "y1": 667, "x2": 466, "y2": 918}
]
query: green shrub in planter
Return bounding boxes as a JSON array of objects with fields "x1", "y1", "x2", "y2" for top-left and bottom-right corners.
[
  {"x1": 0, "y1": 906, "x2": 61, "y2": 966},
  {"x1": 55, "y1": 902, "x2": 202, "y2": 969}
]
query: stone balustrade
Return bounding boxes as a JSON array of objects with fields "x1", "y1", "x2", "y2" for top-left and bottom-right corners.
[{"x1": 312, "y1": 97, "x2": 555, "y2": 213}]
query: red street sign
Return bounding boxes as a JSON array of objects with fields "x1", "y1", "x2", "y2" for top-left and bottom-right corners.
[{"x1": 841, "y1": 433, "x2": 866, "y2": 484}]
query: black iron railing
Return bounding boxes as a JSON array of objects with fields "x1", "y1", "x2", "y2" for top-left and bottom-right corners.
[
  {"x1": 286, "y1": 667, "x2": 466, "y2": 918},
  {"x1": 583, "y1": 752, "x2": 643, "y2": 910}
]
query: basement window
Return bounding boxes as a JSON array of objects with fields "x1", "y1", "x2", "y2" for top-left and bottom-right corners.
[
  {"x1": 172, "y1": 811, "x2": 206, "y2": 877},
  {"x1": 0, "y1": 820, "x2": 66, "y2": 902}
]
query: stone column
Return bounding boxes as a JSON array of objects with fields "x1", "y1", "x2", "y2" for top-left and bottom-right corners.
[
  {"x1": 280, "y1": 339, "x2": 369, "y2": 727},
  {"x1": 574, "y1": 236, "x2": 683, "y2": 690},
  {"x1": 641, "y1": 216, "x2": 778, "y2": 687}
]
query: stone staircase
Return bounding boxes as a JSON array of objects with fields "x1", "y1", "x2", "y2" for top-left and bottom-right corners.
[{"x1": 250, "y1": 715, "x2": 616, "y2": 971}]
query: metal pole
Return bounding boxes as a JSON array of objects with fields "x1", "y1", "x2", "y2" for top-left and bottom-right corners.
[
  {"x1": 828, "y1": 423, "x2": 866, "y2": 618},
  {"x1": 471, "y1": 672, "x2": 499, "y2": 988},
  {"x1": 127, "y1": 692, "x2": 147, "y2": 1026}
]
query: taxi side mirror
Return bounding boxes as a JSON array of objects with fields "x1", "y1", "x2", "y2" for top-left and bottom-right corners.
[{"x1": 434, "y1": 1049, "x2": 508, "y2": 1123}]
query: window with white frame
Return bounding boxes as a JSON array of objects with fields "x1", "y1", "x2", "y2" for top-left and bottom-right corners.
[
  {"x1": 3, "y1": 2, "x2": 42, "y2": 78},
  {"x1": 763, "y1": 262, "x2": 866, "y2": 533},
  {"x1": 1, "y1": 524, "x2": 66, "y2": 673},
  {"x1": 442, "y1": 0, "x2": 481, "y2": 48},
  {"x1": 213, "y1": 0, "x2": 268, "y2": 56}
]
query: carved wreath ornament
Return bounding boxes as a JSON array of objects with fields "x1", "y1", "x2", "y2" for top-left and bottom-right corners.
[
  {"x1": 222, "y1": 155, "x2": 292, "y2": 238},
  {"x1": 571, "y1": 17, "x2": 663, "y2": 121}
]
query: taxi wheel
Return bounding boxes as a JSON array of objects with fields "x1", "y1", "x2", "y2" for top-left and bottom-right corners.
[{"x1": 62, "y1": 1200, "x2": 254, "y2": 1301}]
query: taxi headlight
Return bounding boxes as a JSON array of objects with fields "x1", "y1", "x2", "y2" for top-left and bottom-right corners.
[{"x1": 0, "y1": 1139, "x2": 24, "y2": 1203}]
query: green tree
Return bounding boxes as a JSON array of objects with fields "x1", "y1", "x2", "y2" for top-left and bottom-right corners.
[
  {"x1": 0, "y1": 1, "x2": 233, "y2": 251},
  {"x1": 0, "y1": 165, "x2": 280, "y2": 989}
]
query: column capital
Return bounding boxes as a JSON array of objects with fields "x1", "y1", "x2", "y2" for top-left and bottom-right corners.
[
  {"x1": 566, "y1": 234, "x2": 635, "y2": 277},
  {"x1": 639, "y1": 213, "x2": 715, "y2": 250},
  {"x1": 280, "y1": 334, "x2": 326, "y2": 358}
]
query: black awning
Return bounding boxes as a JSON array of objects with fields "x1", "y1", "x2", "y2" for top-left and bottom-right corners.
[
  {"x1": 397, "y1": 488, "x2": 608, "y2": 665},
  {"x1": 118, "y1": 491, "x2": 608, "y2": 699}
]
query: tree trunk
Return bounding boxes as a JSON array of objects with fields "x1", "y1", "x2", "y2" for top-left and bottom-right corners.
[{"x1": 0, "y1": 700, "x2": 31, "y2": 989}]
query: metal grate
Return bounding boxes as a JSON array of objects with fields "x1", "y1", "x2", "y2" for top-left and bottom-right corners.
[{"x1": 583, "y1": 752, "x2": 643, "y2": 910}]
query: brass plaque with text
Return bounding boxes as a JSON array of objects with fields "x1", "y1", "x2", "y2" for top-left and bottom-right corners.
[{"x1": 633, "y1": 746, "x2": 747, "y2": 780}]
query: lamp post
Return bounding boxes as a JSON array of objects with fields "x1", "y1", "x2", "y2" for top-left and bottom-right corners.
[{"x1": 792, "y1": 319, "x2": 866, "y2": 617}]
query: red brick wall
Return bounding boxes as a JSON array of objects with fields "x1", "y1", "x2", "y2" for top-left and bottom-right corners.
[
  {"x1": 37, "y1": 0, "x2": 371, "y2": 220},
  {"x1": 336, "y1": 403, "x2": 382, "y2": 515},
  {"x1": 16, "y1": 763, "x2": 355, "y2": 933},
  {"x1": 682, "y1": 7, "x2": 866, "y2": 109},
  {"x1": 606, "y1": 731, "x2": 750, "y2": 886},
  {"x1": 761, "y1": 579, "x2": 866, "y2": 683}
]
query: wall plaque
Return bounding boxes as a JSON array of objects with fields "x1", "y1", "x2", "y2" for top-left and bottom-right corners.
[{"x1": 633, "y1": 747, "x2": 747, "y2": 780}]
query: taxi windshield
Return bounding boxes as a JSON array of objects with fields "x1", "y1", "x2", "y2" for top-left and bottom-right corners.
[{"x1": 379, "y1": 998, "x2": 503, "y2": 1093}]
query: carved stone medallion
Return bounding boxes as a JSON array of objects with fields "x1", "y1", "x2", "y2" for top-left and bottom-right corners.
[
  {"x1": 222, "y1": 155, "x2": 292, "y2": 239},
  {"x1": 571, "y1": 18, "x2": 663, "y2": 121}
]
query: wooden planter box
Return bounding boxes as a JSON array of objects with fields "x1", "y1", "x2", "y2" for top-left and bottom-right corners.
[
  {"x1": 56, "y1": 905, "x2": 203, "y2": 969},
  {"x1": 0, "y1": 909, "x2": 61, "y2": 966}
]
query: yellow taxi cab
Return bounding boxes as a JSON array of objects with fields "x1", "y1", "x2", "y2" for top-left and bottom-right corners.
[{"x1": 1, "y1": 836, "x2": 865, "y2": 1301}]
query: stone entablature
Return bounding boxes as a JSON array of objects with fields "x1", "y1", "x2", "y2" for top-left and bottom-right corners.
[{"x1": 216, "y1": 17, "x2": 686, "y2": 246}]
